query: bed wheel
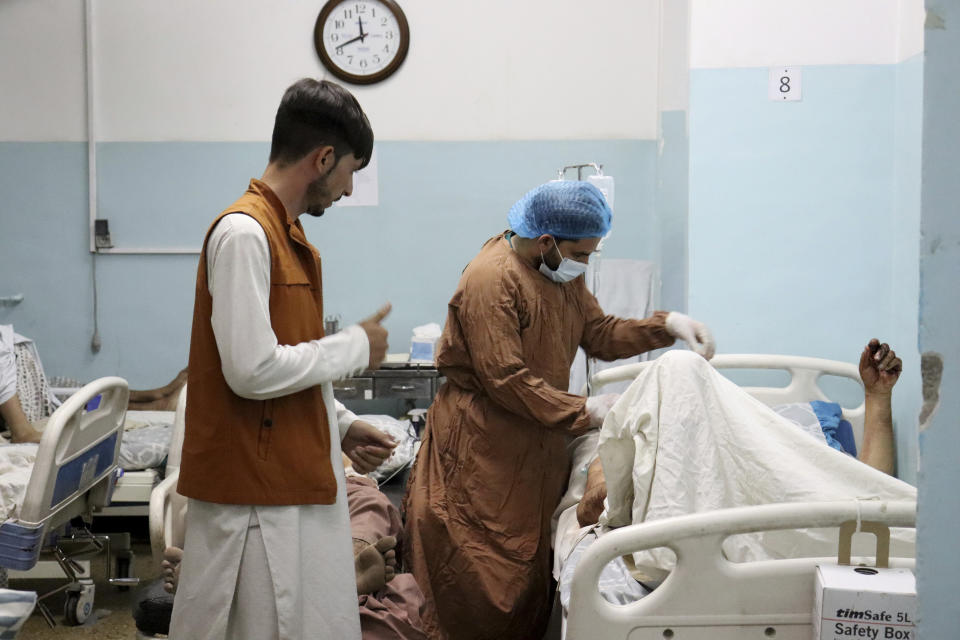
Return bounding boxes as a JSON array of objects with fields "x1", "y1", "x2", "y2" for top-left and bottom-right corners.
[{"x1": 64, "y1": 579, "x2": 95, "y2": 626}]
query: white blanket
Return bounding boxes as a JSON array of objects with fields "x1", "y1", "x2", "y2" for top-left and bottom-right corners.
[
  {"x1": 0, "y1": 444, "x2": 38, "y2": 522},
  {"x1": 597, "y1": 350, "x2": 916, "y2": 568}
]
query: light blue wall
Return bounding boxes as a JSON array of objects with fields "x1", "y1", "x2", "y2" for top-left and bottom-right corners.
[
  {"x1": 688, "y1": 62, "x2": 923, "y2": 482},
  {"x1": 657, "y1": 110, "x2": 689, "y2": 313},
  {"x1": 0, "y1": 140, "x2": 658, "y2": 388},
  {"x1": 916, "y1": 2, "x2": 960, "y2": 636},
  {"x1": 892, "y1": 55, "x2": 923, "y2": 486}
]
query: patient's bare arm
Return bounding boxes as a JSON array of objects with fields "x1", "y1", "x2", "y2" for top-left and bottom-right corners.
[
  {"x1": 0, "y1": 394, "x2": 42, "y2": 443},
  {"x1": 127, "y1": 368, "x2": 188, "y2": 411},
  {"x1": 577, "y1": 457, "x2": 608, "y2": 527},
  {"x1": 858, "y1": 339, "x2": 901, "y2": 476}
]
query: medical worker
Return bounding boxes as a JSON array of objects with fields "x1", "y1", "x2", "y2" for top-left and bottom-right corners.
[
  {"x1": 403, "y1": 181, "x2": 716, "y2": 639},
  {"x1": 171, "y1": 79, "x2": 396, "y2": 640}
]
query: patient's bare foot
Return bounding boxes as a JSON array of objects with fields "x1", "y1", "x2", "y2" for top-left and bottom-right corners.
[
  {"x1": 354, "y1": 536, "x2": 397, "y2": 595},
  {"x1": 161, "y1": 546, "x2": 183, "y2": 594}
]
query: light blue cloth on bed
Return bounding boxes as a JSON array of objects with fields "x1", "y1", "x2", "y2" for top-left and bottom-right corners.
[{"x1": 810, "y1": 401, "x2": 857, "y2": 457}]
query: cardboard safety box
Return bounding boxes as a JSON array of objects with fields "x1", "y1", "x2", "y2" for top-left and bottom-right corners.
[
  {"x1": 813, "y1": 564, "x2": 915, "y2": 639},
  {"x1": 813, "y1": 519, "x2": 915, "y2": 640}
]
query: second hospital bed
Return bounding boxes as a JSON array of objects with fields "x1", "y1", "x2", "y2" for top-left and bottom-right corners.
[
  {"x1": 0, "y1": 376, "x2": 131, "y2": 626},
  {"x1": 557, "y1": 353, "x2": 918, "y2": 640}
]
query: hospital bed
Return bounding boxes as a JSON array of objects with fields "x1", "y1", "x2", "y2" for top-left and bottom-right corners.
[
  {"x1": 49, "y1": 383, "x2": 178, "y2": 519},
  {"x1": 99, "y1": 412, "x2": 176, "y2": 521},
  {"x1": 0, "y1": 376, "x2": 134, "y2": 626},
  {"x1": 47, "y1": 387, "x2": 178, "y2": 591},
  {"x1": 559, "y1": 353, "x2": 917, "y2": 640}
]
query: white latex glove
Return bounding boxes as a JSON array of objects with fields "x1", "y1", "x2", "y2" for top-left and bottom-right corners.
[
  {"x1": 585, "y1": 393, "x2": 620, "y2": 429},
  {"x1": 665, "y1": 312, "x2": 716, "y2": 360}
]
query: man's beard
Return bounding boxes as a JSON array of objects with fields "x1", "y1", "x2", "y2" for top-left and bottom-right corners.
[{"x1": 303, "y1": 175, "x2": 332, "y2": 217}]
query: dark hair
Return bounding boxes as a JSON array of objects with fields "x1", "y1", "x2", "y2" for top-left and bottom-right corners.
[{"x1": 269, "y1": 78, "x2": 374, "y2": 168}]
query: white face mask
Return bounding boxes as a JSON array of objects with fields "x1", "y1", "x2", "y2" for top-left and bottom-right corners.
[{"x1": 539, "y1": 239, "x2": 588, "y2": 283}]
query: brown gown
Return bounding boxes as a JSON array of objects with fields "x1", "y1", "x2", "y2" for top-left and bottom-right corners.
[{"x1": 403, "y1": 234, "x2": 674, "y2": 639}]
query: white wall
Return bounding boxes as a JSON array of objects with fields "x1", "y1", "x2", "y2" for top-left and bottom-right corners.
[
  {"x1": 0, "y1": 0, "x2": 87, "y2": 141},
  {"x1": 898, "y1": 0, "x2": 926, "y2": 61},
  {"x1": 658, "y1": 0, "x2": 690, "y2": 113},
  {"x1": 690, "y1": 0, "x2": 922, "y2": 69},
  {"x1": 0, "y1": 0, "x2": 662, "y2": 143}
]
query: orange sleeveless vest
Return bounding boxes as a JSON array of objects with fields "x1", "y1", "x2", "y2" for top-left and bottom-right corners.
[{"x1": 177, "y1": 179, "x2": 337, "y2": 505}]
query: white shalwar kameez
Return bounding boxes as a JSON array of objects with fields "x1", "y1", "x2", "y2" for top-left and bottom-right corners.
[{"x1": 169, "y1": 213, "x2": 367, "y2": 640}]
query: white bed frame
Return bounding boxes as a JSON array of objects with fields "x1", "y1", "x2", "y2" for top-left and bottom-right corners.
[
  {"x1": 566, "y1": 500, "x2": 915, "y2": 639},
  {"x1": 563, "y1": 354, "x2": 915, "y2": 640},
  {"x1": 148, "y1": 385, "x2": 187, "y2": 567},
  {"x1": 50, "y1": 387, "x2": 167, "y2": 518},
  {"x1": 0, "y1": 377, "x2": 130, "y2": 625}
]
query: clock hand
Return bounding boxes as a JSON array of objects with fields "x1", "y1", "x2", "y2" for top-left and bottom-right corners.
[
  {"x1": 335, "y1": 33, "x2": 366, "y2": 51},
  {"x1": 357, "y1": 16, "x2": 367, "y2": 40}
]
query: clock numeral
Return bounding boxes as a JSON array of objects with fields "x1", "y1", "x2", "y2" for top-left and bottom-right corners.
[
  {"x1": 385, "y1": 30, "x2": 394, "y2": 40},
  {"x1": 383, "y1": 44, "x2": 390, "y2": 53},
  {"x1": 355, "y1": 3, "x2": 367, "y2": 14},
  {"x1": 359, "y1": 58, "x2": 368, "y2": 69},
  {"x1": 343, "y1": 9, "x2": 353, "y2": 19},
  {"x1": 334, "y1": 19, "x2": 344, "y2": 29},
  {"x1": 336, "y1": 46, "x2": 344, "y2": 56},
  {"x1": 347, "y1": 55, "x2": 354, "y2": 64},
  {"x1": 373, "y1": 54, "x2": 381, "y2": 64},
  {"x1": 371, "y1": 8, "x2": 376, "y2": 17},
  {"x1": 330, "y1": 33, "x2": 339, "y2": 42},
  {"x1": 380, "y1": 17, "x2": 388, "y2": 26}
]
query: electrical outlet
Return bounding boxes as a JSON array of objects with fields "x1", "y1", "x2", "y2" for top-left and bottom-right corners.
[{"x1": 94, "y1": 219, "x2": 113, "y2": 249}]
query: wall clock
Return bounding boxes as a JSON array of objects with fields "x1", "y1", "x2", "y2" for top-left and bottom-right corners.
[{"x1": 314, "y1": 0, "x2": 410, "y2": 85}]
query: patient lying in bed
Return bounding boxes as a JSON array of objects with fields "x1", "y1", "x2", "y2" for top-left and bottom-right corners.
[
  {"x1": 577, "y1": 339, "x2": 902, "y2": 528},
  {"x1": 1, "y1": 324, "x2": 187, "y2": 445},
  {"x1": 554, "y1": 339, "x2": 916, "y2": 609},
  {"x1": 150, "y1": 455, "x2": 428, "y2": 640},
  {"x1": 1, "y1": 324, "x2": 188, "y2": 475}
]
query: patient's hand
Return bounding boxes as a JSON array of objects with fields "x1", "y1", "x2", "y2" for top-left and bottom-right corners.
[
  {"x1": 859, "y1": 339, "x2": 902, "y2": 396},
  {"x1": 577, "y1": 483, "x2": 607, "y2": 528},
  {"x1": 576, "y1": 457, "x2": 608, "y2": 527}
]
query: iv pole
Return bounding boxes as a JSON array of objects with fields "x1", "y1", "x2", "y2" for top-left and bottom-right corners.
[{"x1": 554, "y1": 163, "x2": 610, "y2": 396}]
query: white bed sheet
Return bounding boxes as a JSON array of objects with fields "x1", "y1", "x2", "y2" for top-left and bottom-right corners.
[
  {"x1": 597, "y1": 350, "x2": 916, "y2": 568},
  {"x1": 0, "y1": 444, "x2": 37, "y2": 522}
]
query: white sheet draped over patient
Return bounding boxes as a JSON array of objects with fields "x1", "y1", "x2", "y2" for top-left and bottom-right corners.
[
  {"x1": 0, "y1": 444, "x2": 37, "y2": 522},
  {"x1": 597, "y1": 350, "x2": 916, "y2": 568}
]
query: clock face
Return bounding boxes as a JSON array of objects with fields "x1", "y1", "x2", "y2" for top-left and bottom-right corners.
[{"x1": 314, "y1": 0, "x2": 410, "y2": 85}]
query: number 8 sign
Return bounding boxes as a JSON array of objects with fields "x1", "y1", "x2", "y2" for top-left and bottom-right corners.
[{"x1": 769, "y1": 67, "x2": 802, "y2": 102}]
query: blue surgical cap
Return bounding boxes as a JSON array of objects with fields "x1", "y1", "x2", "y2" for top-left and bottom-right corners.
[{"x1": 507, "y1": 181, "x2": 612, "y2": 239}]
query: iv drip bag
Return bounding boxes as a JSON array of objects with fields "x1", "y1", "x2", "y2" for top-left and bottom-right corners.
[{"x1": 586, "y1": 173, "x2": 615, "y2": 211}]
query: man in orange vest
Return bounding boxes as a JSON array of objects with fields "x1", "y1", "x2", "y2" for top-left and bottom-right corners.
[{"x1": 170, "y1": 78, "x2": 395, "y2": 640}]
